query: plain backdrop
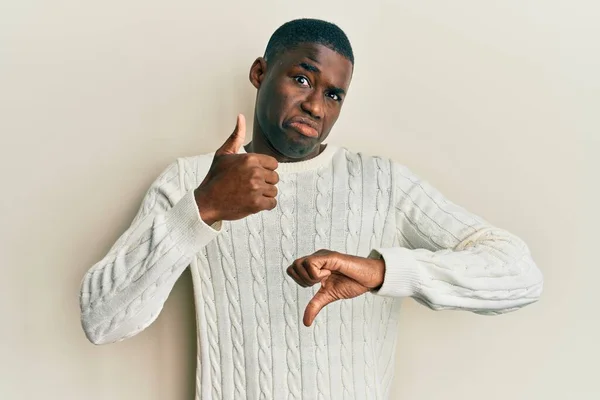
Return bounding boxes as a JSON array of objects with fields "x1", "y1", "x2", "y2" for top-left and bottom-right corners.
[{"x1": 1, "y1": 1, "x2": 598, "y2": 399}]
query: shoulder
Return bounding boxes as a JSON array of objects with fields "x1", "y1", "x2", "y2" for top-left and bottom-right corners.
[
  {"x1": 339, "y1": 147, "x2": 426, "y2": 190},
  {"x1": 137, "y1": 152, "x2": 215, "y2": 211},
  {"x1": 174, "y1": 152, "x2": 216, "y2": 192},
  {"x1": 338, "y1": 146, "x2": 399, "y2": 175},
  {"x1": 177, "y1": 152, "x2": 216, "y2": 176}
]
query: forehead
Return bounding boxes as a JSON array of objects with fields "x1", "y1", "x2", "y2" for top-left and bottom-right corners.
[{"x1": 273, "y1": 43, "x2": 353, "y2": 89}]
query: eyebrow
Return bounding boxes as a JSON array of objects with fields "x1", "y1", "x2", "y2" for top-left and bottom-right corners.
[
  {"x1": 328, "y1": 87, "x2": 346, "y2": 96},
  {"x1": 299, "y1": 62, "x2": 320, "y2": 73},
  {"x1": 297, "y1": 62, "x2": 346, "y2": 96}
]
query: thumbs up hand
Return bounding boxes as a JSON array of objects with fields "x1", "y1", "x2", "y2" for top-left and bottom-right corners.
[
  {"x1": 215, "y1": 113, "x2": 248, "y2": 156},
  {"x1": 194, "y1": 114, "x2": 279, "y2": 225}
]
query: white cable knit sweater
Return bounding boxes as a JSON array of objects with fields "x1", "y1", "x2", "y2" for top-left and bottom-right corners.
[{"x1": 79, "y1": 144, "x2": 543, "y2": 400}]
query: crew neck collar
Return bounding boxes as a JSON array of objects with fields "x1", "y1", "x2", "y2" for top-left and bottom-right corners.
[{"x1": 239, "y1": 144, "x2": 339, "y2": 174}]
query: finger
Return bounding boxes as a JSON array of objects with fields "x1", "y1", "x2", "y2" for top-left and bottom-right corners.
[
  {"x1": 259, "y1": 197, "x2": 277, "y2": 211},
  {"x1": 264, "y1": 170, "x2": 279, "y2": 185},
  {"x1": 215, "y1": 114, "x2": 246, "y2": 156},
  {"x1": 287, "y1": 266, "x2": 308, "y2": 287},
  {"x1": 262, "y1": 185, "x2": 278, "y2": 198},
  {"x1": 303, "y1": 258, "x2": 331, "y2": 281},
  {"x1": 292, "y1": 262, "x2": 314, "y2": 286},
  {"x1": 295, "y1": 260, "x2": 323, "y2": 286},
  {"x1": 304, "y1": 289, "x2": 336, "y2": 327},
  {"x1": 255, "y1": 154, "x2": 279, "y2": 171}
]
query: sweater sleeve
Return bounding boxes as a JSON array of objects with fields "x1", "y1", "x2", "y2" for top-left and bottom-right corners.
[
  {"x1": 79, "y1": 159, "x2": 222, "y2": 344},
  {"x1": 369, "y1": 162, "x2": 543, "y2": 315}
]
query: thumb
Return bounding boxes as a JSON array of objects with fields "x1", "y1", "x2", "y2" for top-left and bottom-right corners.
[
  {"x1": 303, "y1": 287, "x2": 335, "y2": 327},
  {"x1": 216, "y1": 114, "x2": 246, "y2": 155}
]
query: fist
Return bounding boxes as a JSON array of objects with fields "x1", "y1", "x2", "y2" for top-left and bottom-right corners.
[{"x1": 194, "y1": 114, "x2": 280, "y2": 225}]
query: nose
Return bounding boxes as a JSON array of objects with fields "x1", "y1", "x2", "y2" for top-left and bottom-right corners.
[{"x1": 300, "y1": 90, "x2": 324, "y2": 120}]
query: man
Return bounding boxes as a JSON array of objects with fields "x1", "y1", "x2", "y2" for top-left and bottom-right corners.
[{"x1": 80, "y1": 18, "x2": 543, "y2": 400}]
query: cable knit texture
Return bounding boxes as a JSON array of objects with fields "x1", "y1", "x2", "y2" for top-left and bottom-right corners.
[
  {"x1": 313, "y1": 165, "x2": 332, "y2": 400},
  {"x1": 80, "y1": 144, "x2": 543, "y2": 399},
  {"x1": 279, "y1": 174, "x2": 302, "y2": 400}
]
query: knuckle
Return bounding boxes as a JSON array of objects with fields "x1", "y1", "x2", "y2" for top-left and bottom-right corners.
[
  {"x1": 246, "y1": 200, "x2": 259, "y2": 213},
  {"x1": 251, "y1": 196, "x2": 262, "y2": 207},
  {"x1": 242, "y1": 154, "x2": 254, "y2": 166},
  {"x1": 251, "y1": 168, "x2": 263, "y2": 180}
]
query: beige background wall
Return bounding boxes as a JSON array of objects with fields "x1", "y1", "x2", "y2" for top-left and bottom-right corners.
[{"x1": 1, "y1": 1, "x2": 597, "y2": 399}]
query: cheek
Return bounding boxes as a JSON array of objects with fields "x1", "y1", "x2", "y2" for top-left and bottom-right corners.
[
  {"x1": 258, "y1": 84, "x2": 285, "y2": 122},
  {"x1": 323, "y1": 107, "x2": 341, "y2": 129},
  {"x1": 276, "y1": 84, "x2": 299, "y2": 106},
  {"x1": 273, "y1": 88, "x2": 301, "y2": 119},
  {"x1": 266, "y1": 94, "x2": 288, "y2": 125}
]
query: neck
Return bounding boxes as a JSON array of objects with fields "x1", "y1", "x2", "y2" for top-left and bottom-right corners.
[{"x1": 244, "y1": 114, "x2": 324, "y2": 163}]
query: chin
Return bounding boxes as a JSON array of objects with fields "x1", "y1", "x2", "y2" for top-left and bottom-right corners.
[
  {"x1": 269, "y1": 132, "x2": 319, "y2": 159},
  {"x1": 274, "y1": 139, "x2": 319, "y2": 158},
  {"x1": 283, "y1": 146, "x2": 315, "y2": 159}
]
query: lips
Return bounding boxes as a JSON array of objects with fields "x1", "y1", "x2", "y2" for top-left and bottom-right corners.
[{"x1": 287, "y1": 118, "x2": 320, "y2": 138}]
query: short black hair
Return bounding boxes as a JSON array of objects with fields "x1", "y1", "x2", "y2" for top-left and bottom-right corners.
[{"x1": 264, "y1": 18, "x2": 354, "y2": 65}]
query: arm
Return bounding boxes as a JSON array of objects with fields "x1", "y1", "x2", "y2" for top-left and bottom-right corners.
[
  {"x1": 369, "y1": 163, "x2": 543, "y2": 314},
  {"x1": 79, "y1": 160, "x2": 222, "y2": 345},
  {"x1": 80, "y1": 114, "x2": 279, "y2": 344}
]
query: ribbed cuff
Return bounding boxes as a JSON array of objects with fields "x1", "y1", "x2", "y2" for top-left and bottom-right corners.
[
  {"x1": 368, "y1": 247, "x2": 422, "y2": 298},
  {"x1": 165, "y1": 190, "x2": 222, "y2": 255}
]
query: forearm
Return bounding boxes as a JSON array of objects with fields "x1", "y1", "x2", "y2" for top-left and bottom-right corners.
[
  {"x1": 372, "y1": 162, "x2": 544, "y2": 314},
  {"x1": 79, "y1": 190, "x2": 220, "y2": 344},
  {"x1": 371, "y1": 227, "x2": 543, "y2": 313}
]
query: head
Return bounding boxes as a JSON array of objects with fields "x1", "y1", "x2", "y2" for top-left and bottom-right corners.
[{"x1": 249, "y1": 18, "x2": 354, "y2": 159}]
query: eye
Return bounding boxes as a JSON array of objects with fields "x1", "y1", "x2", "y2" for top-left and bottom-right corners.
[
  {"x1": 327, "y1": 92, "x2": 341, "y2": 102},
  {"x1": 295, "y1": 76, "x2": 310, "y2": 87}
]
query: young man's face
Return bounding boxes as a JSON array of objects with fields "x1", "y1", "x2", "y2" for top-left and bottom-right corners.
[{"x1": 250, "y1": 43, "x2": 353, "y2": 159}]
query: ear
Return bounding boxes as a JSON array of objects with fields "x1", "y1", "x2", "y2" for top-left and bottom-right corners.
[{"x1": 249, "y1": 57, "x2": 268, "y2": 89}]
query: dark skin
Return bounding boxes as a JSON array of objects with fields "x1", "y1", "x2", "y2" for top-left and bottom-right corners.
[
  {"x1": 246, "y1": 43, "x2": 352, "y2": 161},
  {"x1": 195, "y1": 43, "x2": 386, "y2": 327}
]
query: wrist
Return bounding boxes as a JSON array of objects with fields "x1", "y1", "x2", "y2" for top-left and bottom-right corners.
[
  {"x1": 194, "y1": 187, "x2": 219, "y2": 226},
  {"x1": 368, "y1": 248, "x2": 422, "y2": 297},
  {"x1": 348, "y1": 254, "x2": 385, "y2": 289},
  {"x1": 368, "y1": 258, "x2": 385, "y2": 290}
]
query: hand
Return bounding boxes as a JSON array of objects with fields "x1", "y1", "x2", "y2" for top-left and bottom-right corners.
[
  {"x1": 286, "y1": 249, "x2": 386, "y2": 326},
  {"x1": 194, "y1": 114, "x2": 280, "y2": 225}
]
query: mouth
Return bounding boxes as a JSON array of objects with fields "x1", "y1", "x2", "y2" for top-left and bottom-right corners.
[{"x1": 286, "y1": 118, "x2": 320, "y2": 139}]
